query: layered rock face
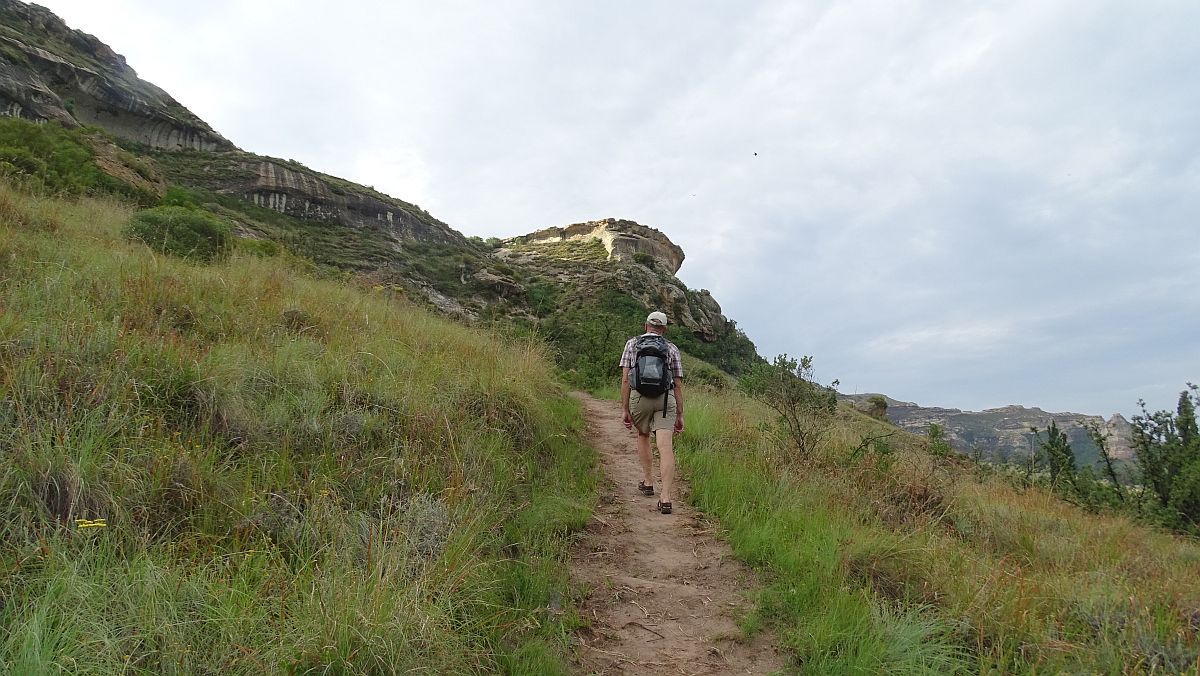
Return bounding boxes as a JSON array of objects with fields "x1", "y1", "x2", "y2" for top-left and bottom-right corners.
[
  {"x1": 241, "y1": 159, "x2": 462, "y2": 244},
  {"x1": 618, "y1": 267, "x2": 725, "y2": 342},
  {"x1": 0, "y1": 0, "x2": 232, "y2": 150}
]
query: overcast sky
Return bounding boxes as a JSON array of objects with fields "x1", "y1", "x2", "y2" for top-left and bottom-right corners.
[{"x1": 38, "y1": 0, "x2": 1199, "y2": 417}]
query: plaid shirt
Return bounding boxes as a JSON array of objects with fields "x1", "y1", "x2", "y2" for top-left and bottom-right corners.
[{"x1": 619, "y1": 333, "x2": 684, "y2": 380}]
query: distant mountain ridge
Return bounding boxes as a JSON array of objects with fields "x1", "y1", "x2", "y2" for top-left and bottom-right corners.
[{"x1": 844, "y1": 394, "x2": 1134, "y2": 465}]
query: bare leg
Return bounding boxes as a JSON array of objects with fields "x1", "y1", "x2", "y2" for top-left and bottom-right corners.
[
  {"x1": 654, "y1": 428, "x2": 675, "y2": 503},
  {"x1": 636, "y1": 432, "x2": 654, "y2": 488}
]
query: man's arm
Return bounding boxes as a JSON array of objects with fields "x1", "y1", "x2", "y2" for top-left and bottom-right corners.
[
  {"x1": 621, "y1": 367, "x2": 633, "y2": 429},
  {"x1": 673, "y1": 376, "x2": 685, "y2": 433}
]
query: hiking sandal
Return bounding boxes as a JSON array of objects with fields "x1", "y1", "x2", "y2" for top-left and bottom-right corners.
[
  {"x1": 657, "y1": 501, "x2": 672, "y2": 514},
  {"x1": 638, "y1": 481, "x2": 654, "y2": 496}
]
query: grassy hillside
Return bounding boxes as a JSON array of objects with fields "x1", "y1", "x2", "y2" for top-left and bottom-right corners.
[
  {"x1": 676, "y1": 388, "x2": 1200, "y2": 673},
  {"x1": 5, "y1": 115, "x2": 1198, "y2": 674},
  {"x1": 0, "y1": 181, "x2": 596, "y2": 673}
]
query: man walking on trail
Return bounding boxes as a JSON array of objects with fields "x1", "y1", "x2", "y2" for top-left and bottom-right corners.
[{"x1": 620, "y1": 311, "x2": 685, "y2": 514}]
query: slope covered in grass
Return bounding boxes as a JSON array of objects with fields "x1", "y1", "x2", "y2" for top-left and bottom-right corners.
[
  {"x1": 0, "y1": 182, "x2": 596, "y2": 673},
  {"x1": 676, "y1": 388, "x2": 1200, "y2": 673}
]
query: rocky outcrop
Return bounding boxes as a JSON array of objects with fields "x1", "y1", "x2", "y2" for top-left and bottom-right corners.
[
  {"x1": 514, "y1": 218, "x2": 686, "y2": 274},
  {"x1": 1102, "y1": 413, "x2": 1134, "y2": 459},
  {"x1": 240, "y1": 160, "x2": 462, "y2": 244},
  {"x1": 842, "y1": 394, "x2": 1135, "y2": 464},
  {"x1": 471, "y1": 269, "x2": 523, "y2": 298},
  {"x1": 617, "y1": 266, "x2": 725, "y2": 342},
  {"x1": 503, "y1": 218, "x2": 731, "y2": 342},
  {"x1": 0, "y1": 0, "x2": 233, "y2": 150}
]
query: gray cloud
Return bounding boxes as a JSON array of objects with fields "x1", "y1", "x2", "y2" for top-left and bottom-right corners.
[{"x1": 40, "y1": 0, "x2": 1199, "y2": 415}]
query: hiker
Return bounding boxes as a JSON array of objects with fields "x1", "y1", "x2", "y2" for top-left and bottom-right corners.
[{"x1": 620, "y1": 311, "x2": 685, "y2": 514}]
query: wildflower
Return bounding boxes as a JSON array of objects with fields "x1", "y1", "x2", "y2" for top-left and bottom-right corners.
[{"x1": 75, "y1": 518, "x2": 107, "y2": 529}]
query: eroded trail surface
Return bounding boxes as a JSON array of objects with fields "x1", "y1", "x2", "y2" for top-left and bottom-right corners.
[{"x1": 570, "y1": 393, "x2": 786, "y2": 675}]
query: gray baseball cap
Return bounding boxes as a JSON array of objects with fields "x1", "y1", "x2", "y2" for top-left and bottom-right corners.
[{"x1": 646, "y1": 311, "x2": 668, "y2": 326}]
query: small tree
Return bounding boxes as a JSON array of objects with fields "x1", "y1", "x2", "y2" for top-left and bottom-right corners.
[
  {"x1": 927, "y1": 423, "x2": 954, "y2": 457},
  {"x1": 1133, "y1": 385, "x2": 1200, "y2": 529},
  {"x1": 864, "y1": 395, "x2": 888, "y2": 420},
  {"x1": 1083, "y1": 421, "x2": 1128, "y2": 505},
  {"x1": 1032, "y1": 421, "x2": 1077, "y2": 491},
  {"x1": 739, "y1": 354, "x2": 838, "y2": 456}
]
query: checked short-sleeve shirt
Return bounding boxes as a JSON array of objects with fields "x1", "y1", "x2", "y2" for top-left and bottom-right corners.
[{"x1": 619, "y1": 333, "x2": 684, "y2": 381}]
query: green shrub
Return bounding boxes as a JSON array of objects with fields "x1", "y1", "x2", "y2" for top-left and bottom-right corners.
[
  {"x1": 0, "y1": 118, "x2": 151, "y2": 202},
  {"x1": 633, "y1": 251, "x2": 655, "y2": 268},
  {"x1": 235, "y1": 236, "x2": 281, "y2": 258},
  {"x1": 525, "y1": 280, "x2": 560, "y2": 318},
  {"x1": 159, "y1": 184, "x2": 200, "y2": 208},
  {"x1": 1133, "y1": 386, "x2": 1200, "y2": 532},
  {"x1": 927, "y1": 423, "x2": 954, "y2": 457},
  {"x1": 688, "y1": 360, "x2": 729, "y2": 390},
  {"x1": 123, "y1": 205, "x2": 232, "y2": 261},
  {"x1": 740, "y1": 354, "x2": 838, "y2": 456},
  {"x1": 865, "y1": 395, "x2": 889, "y2": 420}
]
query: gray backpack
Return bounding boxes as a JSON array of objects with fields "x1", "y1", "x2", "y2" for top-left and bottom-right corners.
[{"x1": 630, "y1": 335, "x2": 672, "y2": 416}]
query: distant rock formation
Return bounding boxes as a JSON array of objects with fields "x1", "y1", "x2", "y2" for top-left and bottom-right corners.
[
  {"x1": 843, "y1": 394, "x2": 1135, "y2": 464},
  {"x1": 504, "y1": 218, "x2": 728, "y2": 342},
  {"x1": 514, "y1": 218, "x2": 686, "y2": 274},
  {"x1": 0, "y1": 0, "x2": 233, "y2": 150}
]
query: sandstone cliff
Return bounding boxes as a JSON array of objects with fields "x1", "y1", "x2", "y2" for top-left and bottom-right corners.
[
  {"x1": 0, "y1": 0, "x2": 233, "y2": 150},
  {"x1": 150, "y1": 151, "x2": 467, "y2": 248}
]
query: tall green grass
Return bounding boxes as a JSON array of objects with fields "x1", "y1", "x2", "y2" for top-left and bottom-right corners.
[
  {"x1": 676, "y1": 388, "x2": 1200, "y2": 674},
  {"x1": 679, "y1": 392, "x2": 968, "y2": 674},
  {"x1": 0, "y1": 181, "x2": 596, "y2": 673}
]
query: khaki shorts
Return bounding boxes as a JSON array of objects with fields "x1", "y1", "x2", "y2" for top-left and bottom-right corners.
[{"x1": 630, "y1": 391, "x2": 677, "y2": 435}]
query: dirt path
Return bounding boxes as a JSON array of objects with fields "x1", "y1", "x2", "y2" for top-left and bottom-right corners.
[{"x1": 570, "y1": 393, "x2": 787, "y2": 675}]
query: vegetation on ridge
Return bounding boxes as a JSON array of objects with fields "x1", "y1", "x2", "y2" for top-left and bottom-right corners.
[
  {"x1": 1023, "y1": 388, "x2": 1200, "y2": 536},
  {"x1": 0, "y1": 118, "x2": 156, "y2": 204}
]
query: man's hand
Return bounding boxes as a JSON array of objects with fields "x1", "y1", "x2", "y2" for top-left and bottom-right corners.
[
  {"x1": 674, "y1": 413, "x2": 684, "y2": 434},
  {"x1": 623, "y1": 410, "x2": 633, "y2": 430}
]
